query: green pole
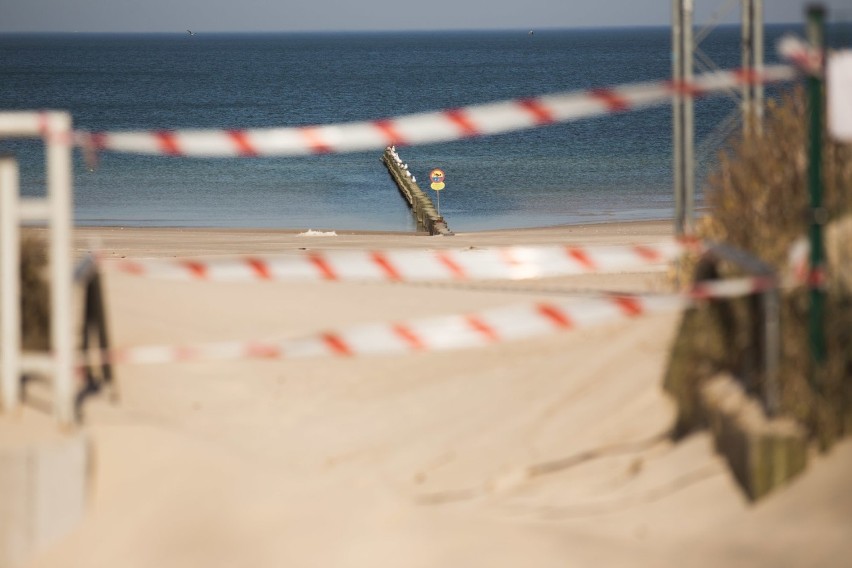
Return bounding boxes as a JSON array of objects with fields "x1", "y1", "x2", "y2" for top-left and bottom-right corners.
[{"x1": 806, "y1": 5, "x2": 827, "y2": 373}]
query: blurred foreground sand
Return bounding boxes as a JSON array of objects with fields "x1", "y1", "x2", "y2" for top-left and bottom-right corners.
[{"x1": 24, "y1": 221, "x2": 852, "y2": 567}]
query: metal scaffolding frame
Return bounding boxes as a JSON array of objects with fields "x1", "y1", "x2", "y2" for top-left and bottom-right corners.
[{"x1": 672, "y1": 0, "x2": 764, "y2": 236}]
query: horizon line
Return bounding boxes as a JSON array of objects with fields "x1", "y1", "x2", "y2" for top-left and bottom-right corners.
[{"x1": 0, "y1": 21, "x2": 808, "y2": 36}]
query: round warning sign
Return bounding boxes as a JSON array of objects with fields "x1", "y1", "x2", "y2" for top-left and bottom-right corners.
[{"x1": 429, "y1": 168, "x2": 445, "y2": 191}]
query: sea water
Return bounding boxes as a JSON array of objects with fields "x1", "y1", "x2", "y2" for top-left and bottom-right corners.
[{"x1": 0, "y1": 25, "x2": 812, "y2": 231}]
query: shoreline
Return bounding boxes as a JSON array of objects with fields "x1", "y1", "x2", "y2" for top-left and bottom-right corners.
[
  {"x1": 70, "y1": 216, "x2": 674, "y2": 235},
  {"x1": 62, "y1": 219, "x2": 676, "y2": 259}
]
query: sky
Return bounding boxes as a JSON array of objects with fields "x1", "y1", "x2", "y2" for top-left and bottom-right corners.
[{"x1": 1, "y1": 0, "x2": 850, "y2": 33}]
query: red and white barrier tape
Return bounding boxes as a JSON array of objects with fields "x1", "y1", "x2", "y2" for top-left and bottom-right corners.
[
  {"x1": 93, "y1": 276, "x2": 774, "y2": 367},
  {"x1": 778, "y1": 35, "x2": 823, "y2": 76},
  {"x1": 75, "y1": 65, "x2": 795, "y2": 158},
  {"x1": 787, "y1": 236, "x2": 827, "y2": 288},
  {"x1": 689, "y1": 275, "x2": 777, "y2": 299},
  {"x1": 107, "y1": 293, "x2": 685, "y2": 365},
  {"x1": 108, "y1": 240, "x2": 691, "y2": 282}
]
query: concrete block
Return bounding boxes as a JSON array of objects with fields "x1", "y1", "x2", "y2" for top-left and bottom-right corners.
[
  {"x1": 699, "y1": 373, "x2": 808, "y2": 501},
  {"x1": 0, "y1": 421, "x2": 90, "y2": 568}
]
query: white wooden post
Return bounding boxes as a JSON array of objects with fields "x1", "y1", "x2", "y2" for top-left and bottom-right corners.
[
  {"x1": 45, "y1": 112, "x2": 75, "y2": 425},
  {"x1": 0, "y1": 156, "x2": 21, "y2": 412}
]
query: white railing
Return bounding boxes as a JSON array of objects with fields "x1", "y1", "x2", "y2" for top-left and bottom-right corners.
[{"x1": 0, "y1": 111, "x2": 75, "y2": 425}]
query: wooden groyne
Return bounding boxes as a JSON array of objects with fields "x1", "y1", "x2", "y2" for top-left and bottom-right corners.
[{"x1": 381, "y1": 147, "x2": 453, "y2": 236}]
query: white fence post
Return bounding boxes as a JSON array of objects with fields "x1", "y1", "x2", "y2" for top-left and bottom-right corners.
[
  {"x1": 0, "y1": 155, "x2": 21, "y2": 412},
  {"x1": 45, "y1": 112, "x2": 75, "y2": 425}
]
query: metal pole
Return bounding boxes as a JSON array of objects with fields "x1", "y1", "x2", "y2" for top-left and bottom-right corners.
[
  {"x1": 44, "y1": 112, "x2": 75, "y2": 426},
  {"x1": 683, "y1": 0, "x2": 695, "y2": 234},
  {"x1": 754, "y1": 0, "x2": 764, "y2": 134},
  {"x1": 673, "y1": 0, "x2": 684, "y2": 237},
  {"x1": 91, "y1": 272, "x2": 114, "y2": 395},
  {"x1": 703, "y1": 241, "x2": 781, "y2": 415},
  {"x1": 742, "y1": 0, "x2": 754, "y2": 136},
  {"x1": 763, "y1": 286, "x2": 781, "y2": 416},
  {"x1": 806, "y1": 5, "x2": 827, "y2": 373},
  {"x1": 0, "y1": 155, "x2": 21, "y2": 413}
]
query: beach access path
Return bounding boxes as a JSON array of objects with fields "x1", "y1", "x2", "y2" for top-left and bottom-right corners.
[{"x1": 26, "y1": 220, "x2": 852, "y2": 567}]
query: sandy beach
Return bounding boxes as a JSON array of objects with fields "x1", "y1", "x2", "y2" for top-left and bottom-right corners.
[{"x1": 21, "y1": 220, "x2": 852, "y2": 567}]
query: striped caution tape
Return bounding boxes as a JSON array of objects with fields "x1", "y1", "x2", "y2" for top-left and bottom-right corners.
[
  {"x1": 76, "y1": 64, "x2": 795, "y2": 158},
  {"x1": 777, "y1": 35, "x2": 823, "y2": 76},
  {"x1": 95, "y1": 276, "x2": 775, "y2": 366},
  {"x1": 107, "y1": 293, "x2": 686, "y2": 365},
  {"x1": 689, "y1": 275, "x2": 777, "y2": 299},
  {"x1": 786, "y1": 236, "x2": 828, "y2": 288},
  {"x1": 108, "y1": 240, "x2": 692, "y2": 282}
]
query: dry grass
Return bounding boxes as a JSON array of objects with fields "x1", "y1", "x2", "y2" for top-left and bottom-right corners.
[
  {"x1": 665, "y1": 87, "x2": 852, "y2": 449},
  {"x1": 698, "y1": 86, "x2": 852, "y2": 264},
  {"x1": 9, "y1": 237, "x2": 51, "y2": 351}
]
